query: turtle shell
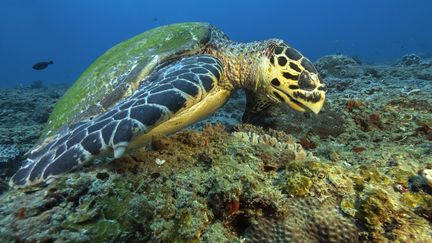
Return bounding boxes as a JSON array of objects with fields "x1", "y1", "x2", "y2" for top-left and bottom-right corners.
[{"x1": 44, "y1": 22, "x2": 225, "y2": 137}]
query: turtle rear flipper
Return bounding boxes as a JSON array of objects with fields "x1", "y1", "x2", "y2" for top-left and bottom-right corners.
[{"x1": 10, "y1": 55, "x2": 224, "y2": 188}]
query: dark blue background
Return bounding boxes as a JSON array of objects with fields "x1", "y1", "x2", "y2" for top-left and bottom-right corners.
[{"x1": 1, "y1": 0, "x2": 431, "y2": 87}]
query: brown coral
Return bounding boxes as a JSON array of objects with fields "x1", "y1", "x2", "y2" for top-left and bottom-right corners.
[
  {"x1": 352, "y1": 146, "x2": 366, "y2": 153},
  {"x1": 299, "y1": 137, "x2": 317, "y2": 149},
  {"x1": 416, "y1": 124, "x2": 432, "y2": 141},
  {"x1": 346, "y1": 100, "x2": 364, "y2": 112},
  {"x1": 243, "y1": 198, "x2": 358, "y2": 243}
]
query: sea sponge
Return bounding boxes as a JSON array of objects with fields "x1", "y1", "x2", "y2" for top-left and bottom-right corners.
[
  {"x1": 232, "y1": 131, "x2": 312, "y2": 161},
  {"x1": 243, "y1": 197, "x2": 358, "y2": 242}
]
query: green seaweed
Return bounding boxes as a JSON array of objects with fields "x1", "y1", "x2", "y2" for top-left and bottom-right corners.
[
  {"x1": 87, "y1": 219, "x2": 121, "y2": 242},
  {"x1": 284, "y1": 173, "x2": 313, "y2": 196}
]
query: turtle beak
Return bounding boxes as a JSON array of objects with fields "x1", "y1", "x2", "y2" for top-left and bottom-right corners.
[
  {"x1": 288, "y1": 72, "x2": 326, "y2": 114},
  {"x1": 285, "y1": 90, "x2": 325, "y2": 114},
  {"x1": 306, "y1": 93, "x2": 325, "y2": 114},
  {"x1": 297, "y1": 87, "x2": 325, "y2": 114},
  {"x1": 308, "y1": 76, "x2": 326, "y2": 114}
]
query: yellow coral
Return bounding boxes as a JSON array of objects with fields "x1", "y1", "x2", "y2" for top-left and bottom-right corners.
[
  {"x1": 244, "y1": 197, "x2": 358, "y2": 242},
  {"x1": 232, "y1": 131, "x2": 314, "y2": 161},
  {"x1": 285, "y1": 173, "x2": 313, "y2": 197}
]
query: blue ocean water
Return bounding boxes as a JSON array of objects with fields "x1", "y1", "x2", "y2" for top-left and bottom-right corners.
[{"x1": 0, "y1": 0, "x2": 431, "y2": 88}]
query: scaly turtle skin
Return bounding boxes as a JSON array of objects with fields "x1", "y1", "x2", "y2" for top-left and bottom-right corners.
[{"x1": 10, "y1": 22, "x2": 325, "y2": 188}]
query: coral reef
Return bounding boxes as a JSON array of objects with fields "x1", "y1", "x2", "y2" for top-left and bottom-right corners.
[
  {"x1": 1, "y1": 54, "x2": 432, "y2": 241},
  {"x1": 244, "y1": 198, "x2": 358, "y2": 243},
  {"x1": 0, "y1": 125, "x2": 294, "y2": 241},
  {"x1": 315, "y1": 54, "x2": 363, "y2": 78},
  {"x1": 0, "y1": 86, "x2": 65, "y2": 187},
  {"x1": 0, "y1": 144, "x2": 20, "y2": 164},
  {"x1": 395, "y1": 53, "x2": 422, "y2": 67}
]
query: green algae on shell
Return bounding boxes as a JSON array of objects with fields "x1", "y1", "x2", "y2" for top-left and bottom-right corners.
[{"x1": 44, "y1": 23, "x2": 218, "y2": 137}]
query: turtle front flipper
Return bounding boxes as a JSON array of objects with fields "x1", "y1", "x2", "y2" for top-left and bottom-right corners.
[
  {"x1": 10, "y1": 54, "x2": 225, "y2": 188},
  {"x1": 242, "y1": 90, "x2": 278, "y2": 126}
]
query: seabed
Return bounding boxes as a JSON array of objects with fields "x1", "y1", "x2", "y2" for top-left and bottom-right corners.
[{"x1": 0, "y1": 54, "x2": 431, "y2": 242}]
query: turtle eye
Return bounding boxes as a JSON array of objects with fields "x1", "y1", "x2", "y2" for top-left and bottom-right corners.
[{"x1": 274, "y1": 45, "x2": 285, "y2": 55}]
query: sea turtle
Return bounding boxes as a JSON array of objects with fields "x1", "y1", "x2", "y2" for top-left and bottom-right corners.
[{"x1": 10, "y1": 22, "x2": 325, "y2": 188}]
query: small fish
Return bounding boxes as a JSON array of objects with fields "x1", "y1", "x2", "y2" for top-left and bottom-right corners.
[
  {"x1": 32, "y1": 61, "x2": 53, "y2": 70},
  {"x1": 153, "y1": 17, "x2": 158, "y2": 22}
]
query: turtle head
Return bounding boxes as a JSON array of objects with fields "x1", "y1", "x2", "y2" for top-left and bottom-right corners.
[{"x1": 259, "y1": 42, "x2": 325, "y2": 114}]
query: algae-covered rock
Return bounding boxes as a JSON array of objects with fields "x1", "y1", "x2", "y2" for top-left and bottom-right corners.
[
  {"x1": 357, "y1": 188, "x2": 398, "y2": 231},
  {"x1": 315, "y1": 54, "x2": 363, "y2": 78},
  {"x1": 87, "y1": 219, "x2": 122, "y2": 242},
  {"x1": 284, "y1": 173, "x2": 313, "y2": 196},
  {"x1": 0, "y1": 125, "x2": 343, "y2": 242},
  {"x1": 395, "y1": 53, "x2": 422, "y2": 66},
  {"x1": 0, "y1": 87, "x2": 65, "y2": 185},
  {"x1": 0, "y1": 144, "x2": 20, "y2": 164}
]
